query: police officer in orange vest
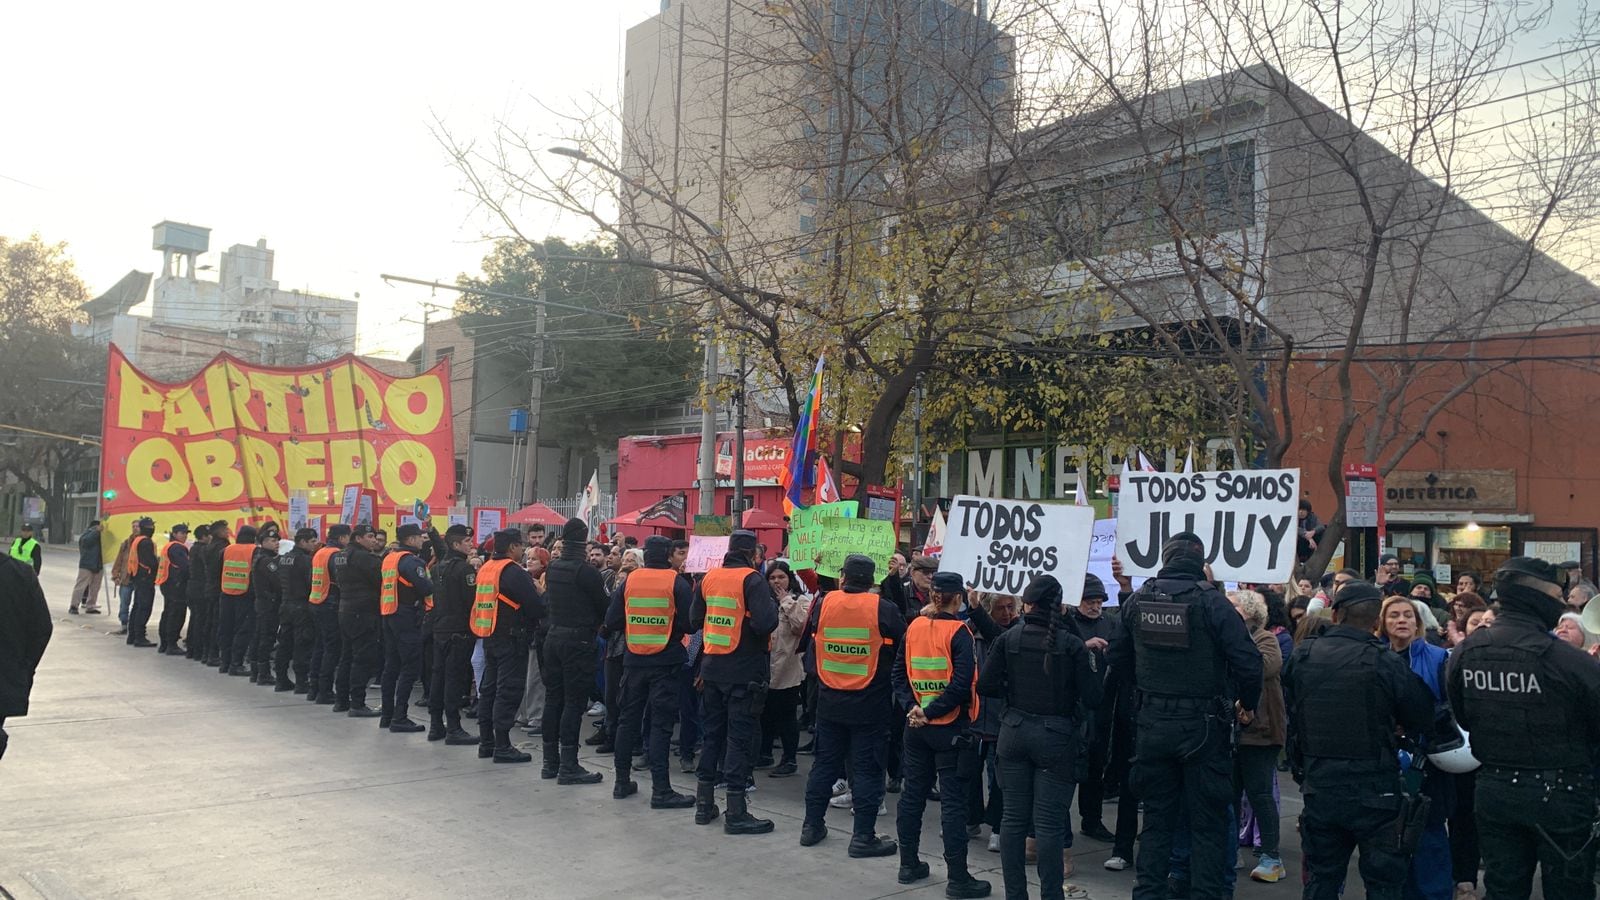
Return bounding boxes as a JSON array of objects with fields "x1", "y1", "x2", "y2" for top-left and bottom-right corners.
[
  {"x1": 125, "y1": 517, "x2": 160, "y2": 648},
  {"x1": 377, "y1": 523, "x2": 435, "y2": 733},
  {"x1": 309, "y1": 524, "x2": 350, "y2": 705},
  {"x1": 429, "y1": 524, "x2": 480, "y2": 744},
  {"x1": 154, "y1": 523, "x2": 190, "y2": 655},
  {"x1": 335, "y1": 524, "x2": 385, "y2": 716},
  {"x1": 691, "y1": 529, "x2": 779, "y2": 834},
  {"x1": 605, "y1": 535, "x2": 696, "y2": 808},
  {"x1": 274, "y1": 527, "x2": 319, "y2": 693},
  {"x1": 216, "y1": 524, "x2": 258, "y2": 676},
  {"x1": 250, "y1": 523, "x2": 283, "y2": 685},
  {"x1": 800, "y1": 553, "x2": 907, "y2": 855},
  {"x1": 474, "y1": 528, "x2": 545, "y2": 762},
  {"x1": 893, "y1": 571, "x2": 990, "y2": 898}
]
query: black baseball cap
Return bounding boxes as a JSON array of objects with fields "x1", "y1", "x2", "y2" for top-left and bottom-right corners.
[
  {"x1": 396, "y1": 523, "x2": 424, "y2": 541},
  {"x1": 931, "y1": 571, "x2": 966, "y2": 594},
  {"x1": 444, "y1": 524, "x2": 473, "y2": 541},
  {"x1": 351, "y1": 524, "x2": 377, "y2": 538},
  {"x1": 171, "y1": 523, "x2": 190, "y2": 534},
  {"x1": 1331, "y1": 581, "x2": 1384, "y2": 610}
]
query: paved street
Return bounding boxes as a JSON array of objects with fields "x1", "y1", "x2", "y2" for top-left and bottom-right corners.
[{"x1": 3, "y1": 555, "x2": 1341, "y2": 899}]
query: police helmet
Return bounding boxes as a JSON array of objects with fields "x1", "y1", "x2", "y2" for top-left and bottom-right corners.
[{"x1": 1425, "y1": 723, "x2": 1481, "y2": 774}]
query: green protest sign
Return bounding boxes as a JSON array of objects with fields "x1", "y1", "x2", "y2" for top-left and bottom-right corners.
[
  {"x1": 814, "y1": 517, "x2": 897, "y2": 579},
  {"x1": 693, "y1": 515, "x2": 733, "y2": 536},
  {"x1": 789, "y1": 501, "x2": 858, "y2": 570}
]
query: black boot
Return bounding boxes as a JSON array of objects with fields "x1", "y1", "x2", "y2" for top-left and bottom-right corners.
[
  {"x1": 228, "y1": 665, "x2": 250, "y2": 676},
  {"x1": 612, "y1": 776, "x2": 638, "y2": 799},
  {"x1": 557, "y1": 743, "x2": 603, "y2": 785},
  {"x1": 493, "y1": 729, "x2": 532, "y2": 764},
  {"x1": 724, "y1": 790, "x2": 774, "y2": 835},
  {"x1": 943, "y1": 857, "x2": 992, "y2": 899},
  {"x1": 540, "y1": 739, "x2": 560, "y2": 779},
  {"x1": 848, "y1": 832, "x2": 898, "y2": 858},
  {"x1": 799, "y1": 821, "x2": 829, "y2": 846},
  {"x1": 292, "y1": 681, "x2": 310, "y2": 695},
  {"x1": 274, "y1": 677, "x2": 295, "y2": 692},
  {"x1": 445, "y1": 727, "x2": 477, "y2": 745},
  {"x1": 347, "y1": 704, "x2": 381, "y2": 718},
  {"x1": 379, "y1": 708, "x2": 393, "y2": 729},
  {"x1": 428, "y1": 712, "x2": 447, "y2": 741},
  {"x1": 694, "y1": 781, "x2": 721, "y2": 826},
  {"x1": 898, "y1": 846, "x2": 931, "y2": 884},
  {"x1": 332, "y1": 698, "x2": 350, "y2": 713},
  {"x1": 389, "y1": 716, "x2": 425, "y2": 734},
  {"x1": 650, "y1": 783, "x2": 696, "y2": 809}
]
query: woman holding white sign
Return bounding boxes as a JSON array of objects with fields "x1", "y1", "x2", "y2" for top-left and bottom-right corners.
[{"x1": 976, "y1": 575, "x2": 1102, "y2": 900}]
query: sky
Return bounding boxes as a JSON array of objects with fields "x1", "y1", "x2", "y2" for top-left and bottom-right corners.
[{"x1": 1, "y1": 0, "x2": 663, "y2": 359}]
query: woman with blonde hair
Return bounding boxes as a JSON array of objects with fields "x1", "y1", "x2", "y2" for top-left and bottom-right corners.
[{"x1": 1378, "y1": 596, "x2": 1454, "y2": 900}]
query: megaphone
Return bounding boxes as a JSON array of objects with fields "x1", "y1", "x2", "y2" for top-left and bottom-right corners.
[{"x1": 1581, "y1": 596, "x2": 1600, "y2": 636}]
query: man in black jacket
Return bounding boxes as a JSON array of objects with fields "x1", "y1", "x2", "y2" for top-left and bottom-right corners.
[
  {"x1": 336, "y1": 524, "x2": 385, "y2": 717},
  {"x1": 311, "y1": 524, "x2": 350, "y2": 705},
  {"x1": 0, "y1": 555, "x2": 51, "y2": 761},
  {"x1": 126, "y1": 517, "x2": 160, "y2": 648},
  {"x1": 182, "y1": 525, "x2": 210, "y2": 659},
  {"x1": 250, "y1": 524, "x2": 283, "y2": 684},
  {"x1": 202, "y1": 521, "x2": 232, "y2": 668},
  {"x1": 428, "y1": 524, "x2": 479, "y2": 744},
  {"x1": 1286, "y1": 581, "x2": 1434, "y2": 900},
  {"x1": 1065, "y1": 573, "x2": 1121, "y2": 843},
  {"x1": 274, "y1": 528, "x2": 318, "y2": 693},
  {"x1": 476, "y1": 528, "x2": 545, "y2": 762},
  {"x1": 606, "y1": 535, "x2": 697, "y2": 808},
  {"x1": 540, "y1": 518, "x2": 611, "y2": 784},
  {"x1": 70, "y1": 520, "x2": 104, "y2": 615},
  {"x1": 155, "y1": 523, "x2": 191, "y2": 655},
  {"x1": 377, "y1": 523, "x2": 435, "y2": 733}
]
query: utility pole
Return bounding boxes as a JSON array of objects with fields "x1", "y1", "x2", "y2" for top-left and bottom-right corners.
[
  {"x1": 518, "y1": 286, "x2": 546, "y2": 507},
  {"x1": 697, "y1": 328, "x2": 719, "y2": 518},
  {"x1": 733, "y1": 346, "x2": 746, "y2": 529}
]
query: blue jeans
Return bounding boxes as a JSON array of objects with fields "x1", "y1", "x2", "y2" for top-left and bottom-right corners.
[
  {"x1": 804, "y1": 717, "x2": 888, "y2": 834},
  {"x1": 118, "y1": 583, "x2": 134, "y2": 626},
  {"x1": 1406, "y1": 824, "x2": 1453, "y2": 900}
]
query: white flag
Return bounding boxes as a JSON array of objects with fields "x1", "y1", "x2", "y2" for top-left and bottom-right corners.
[
  {"x1": 1182, "y1": 443, "x2": 1195, "y2": 474},
  {"x1": 924, "y1": 506, "x2": 947, "y2": 556},
  {"x1": 576, "y1": 470, "x2": 599, "y2": 526},
  {"x1": 1136, "y1": 449, "x2": 1158, "y2": 473},
  {"x1": 1074, "y1": 470, "x2": 1089, "y2": 506}
]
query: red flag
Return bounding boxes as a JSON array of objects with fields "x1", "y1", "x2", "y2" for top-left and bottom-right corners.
[{"x1": 816, "y1": 455, "x2": 841, "y2": 504}]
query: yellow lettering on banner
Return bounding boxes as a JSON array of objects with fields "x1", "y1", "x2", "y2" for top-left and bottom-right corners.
[
  {"x1": 298, "y1": 373, "x2": 330, "y2": 434},
  {"x1": 353, "y1": 366, "x2": 385, "y2": 426},
  {"x1": 284, "y1": 440, "x2": 328, "y2": 494},
  {"x1": 329, "y1": 365, "x2": 358, "y2": 432},
  {"x1": 240, "y1": 435, "x2": 287, "y2": 503},
  {"x1": 384, "y1": 376, "x2": 445, "y2": 433},
  {"x1": 224, "y1": 363, "x2": 261, "y2": 432},
  {"x1": 164, "y1": 388, "x2": 214, "y2": 436},
  {"x1": 126, "y1": 438, "x2": 191, "y2": 504},
  {"x1": 380, "y1": 440, "x2": 437, "y2": 498},
  {"x1": 203, "y1": 365, "x2": 236, "y2": 430},
  {"x1": 328, "y1": 438, "x2": 378, "y2": 489},
  {"x1": 247, "y1": 372, "x2": 296, "y2": 434},
  {"x1": 117, "y1": 361, "x2": 165, "y2": 429},
  {"x1": 185, "y1": 438, "x2": 245, "y2": 502}
]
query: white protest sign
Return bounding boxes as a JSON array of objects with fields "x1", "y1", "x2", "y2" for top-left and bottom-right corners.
[
  {"x1": 475, "y1": 507, "x2": 506, "y2": 538},
  {"x1": 1087, "y1": 518, "x2": 1143, "y2": 605},
  {"x1": 339, "y1": 485, "x2": 361, "y2": 524},
  {"x1": 685, "y1": 535, "x2": 730, "y2": 573},
  {"x1": 940, "y1": 496, "x2": 1096, "y2": 606},
  {"x1": 287, "y1": 495, "x2": 310, "y2": 531},
  {"x1": 1115, "y1": 468, "x2": 1301, "y2": 583}
]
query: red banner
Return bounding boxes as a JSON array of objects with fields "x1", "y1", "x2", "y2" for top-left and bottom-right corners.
[{"x1": 98, "y1": 345, "x2": 454, "y2": 559}]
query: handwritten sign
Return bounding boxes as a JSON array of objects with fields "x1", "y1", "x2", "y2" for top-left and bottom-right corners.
[
  {"x1": 685, "y1": 535, "x2": 730, "y2": 573},
  {"x1": 1086, "y1": 518, "x2": 1142, "y2": 606},
  {"x1": 789, "y1": 501, "x2": 859, "y2": 571},
  {"x1": 941, "y1": 496, "x2": 1095, "y2": 606},
  {"x1": 814, "y1": 517, "x2": 897, "y2": 580},
  {"x1": 287, "y1": 495, "x2": 310, "y2": 532},
  {"x1": 357, "y1": 491, "x2": 376, "y2": 527},
  {"x1": 1115, "y1": 469, "x2": 1301, "y2": 583},
  {"x1": 340, "y1": 485, "x2": 361, "y2": 525}
]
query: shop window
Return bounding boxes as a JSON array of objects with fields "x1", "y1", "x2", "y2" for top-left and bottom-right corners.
[{"x1": 1435, "y1": 525, "x2": 1513, "y2": 588}]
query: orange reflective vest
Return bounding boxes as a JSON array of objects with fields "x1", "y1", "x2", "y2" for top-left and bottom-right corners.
[
  {"x1": 127, "y1": 535, "x2": 151, "y2": 579},
  {"x1": 155, "y1": 541, "x2": 176, "y2": 585},
  {"x1": 904, "y1": 616, "x2": 979, "y2": 726},
  {"x1": 624, "y1": 568, "x2": 679, "y2": 655},
  {"x1": 814, "y1": 590, "x2": 884, "y2": 691},
  {"x1": 309, "y1": 547, "x2": 337, "y2": 605},
  {"x1": 701, "y1": 567, "x2": 754, "y2": 655},
  {"x1": 220, "y1": 543, "x2": 255, "y2": 596},
  {"x1": 379, "y1": 550, "x2": 414, "y2": 616},
  {"x1": 470, "y1": 559, "x2": 520, "y2": 637}
]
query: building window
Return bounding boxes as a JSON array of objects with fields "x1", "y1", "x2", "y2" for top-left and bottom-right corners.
[{"x1": 436, "y1": 345, "x2": 455, "y2": 366}]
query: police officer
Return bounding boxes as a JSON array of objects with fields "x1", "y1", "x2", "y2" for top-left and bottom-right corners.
[
  {"x1": 1107, "y1": 532, "x2": 1262, "y2": 900},
  {"x1": 126, "y1": 517, "x2": 160, "y2": 648},
  {"x1": 309, "y1": 524, "x2": 350, "y2": 705},
  {"x1": 8, "y1": 522, "x2": 41, "y2": 574},
  {"x1": 1447, "y1": 557, "x2": 1600, "y2": 898},
  {"x1": 691, "y1": 529, "x2": 779, "y2": 834},
  {"x1": 893, "y1": 570, "x2": 989, "y2": 898},
  {"x1": 275, "y1": 528, "x2": 318, "y2": 693},
  {"x1": 540, "y1": 518, "x2": 611, "y2": 784},
  {"x1": 1065, "y1": 573, "x2": 1120, "y2": 844},
  {"x1": 800, "y1": 553, "x2": 906, "y2": 855},
  {"x1": 336, "y1": 524, "x2": 385, "y2": 717},
  {"x1": 606, "y1": 535, "x2": 696, "y2": 808},
  {"x1": 473, "y1": 528, "x2": 545, "y2": 762},
  {"x1": 1284, "y1": 581, "x2": 1433, "y2": 899},
  {"x1": 428, "y1": 524, "x2": 479, "y2": 744},
  {"x1": 155, "y1": 523, "x2": 191, "y2": 655},
  {"x1": 251, "y1": 524, "x2": 283, "y2": 685},
  {"x1": 216, "y1": 524, "x2": 257, "y2": 676},
  {"x1": 378, "y1": 523, "x2": 434, "y2": 733},
  {"x1": 183, "y1": 524, "x2": 211, "y2": 660},
  {"x1": 201, "y1": 520, "x2": 232, "y2": 668}
]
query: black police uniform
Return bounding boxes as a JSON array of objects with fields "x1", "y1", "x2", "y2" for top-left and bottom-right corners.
[
  {"x1": 1107, "y1": 545, "x2": 1261, "y2": 900},
  {"x1": 156, "y1": 535, "x2": 190, "y2": 654},
  {"x1": 216, "y1": 535, "x2": 257, "y2": 676},
  {"x1": 311, "y1": 538, "x2": 348, "y2": 705},
  {"x1": 540, "y1": 519, "x2": 611, "y2": 781},
  {"x1": 202, "y1": 534, "x2": 231, "y2": 667},
  {"x1": 184, "y1": 536, "x2": 210, "y2": 660},
  {"x1": 275, "y1": 542, "x2": 315, "y2": 692},
  {"x1": 429, "y1": 544, "x2": 478, "y2": 742},
  {"x1": 891, "y1": 577, "x2": 986, "y2": 896},
  {"x1": 127, "y1": 528, "x2": 160, "y2": 647},
  {"x1": 978, "y1": 575, "x2": 1101, "y2": 900},
  {"x1": 336, "y1": 541, "x2": 384, "y2": 714},
  {"x1": 1447, "y1": 558, "x2": 1600, "y2": 899},
  {"x1": 477, "y1": 548, "x2": 544, "y2": 761},
  {"x1": 378, "y1": 546, "x2": 433, "y2": 730},
  {"x1": 251, "y1": 534, "x2": 283, "y2": 683},
  {"x1": 1284, "y1": 584, "x2": 1434, "y2": 900},
  {"x1": 605, "y1": 537, "x2": 696, "y2": 806}
]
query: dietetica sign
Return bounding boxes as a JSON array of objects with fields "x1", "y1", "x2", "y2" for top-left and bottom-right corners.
[
  {"x1": 1115, "y1": 469, "x2": 1300, "y2": 583},
  {"x1": 939, "y1": 496, "x2": 1096, "y2": 606}
]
